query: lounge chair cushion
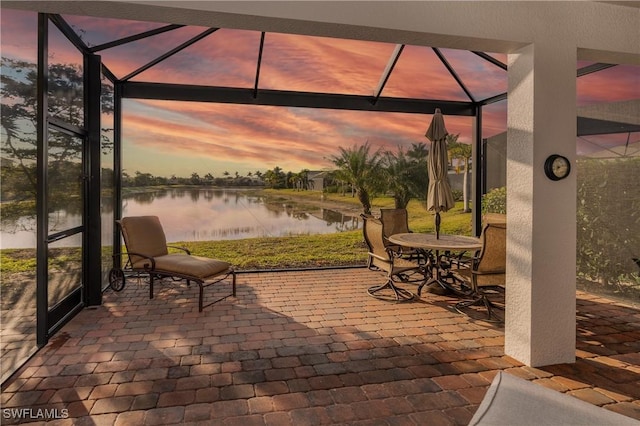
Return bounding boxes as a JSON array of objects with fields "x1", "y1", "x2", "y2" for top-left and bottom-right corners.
[
  {"x1": 135, "y1": 253, "x2": 231, "y2": 279},
  {"x1": 121, "y1": 216, "x2": 169, "y2": 258},
  {"x1": 470, "y1": 371, "x2": 639, "y2": 425}
]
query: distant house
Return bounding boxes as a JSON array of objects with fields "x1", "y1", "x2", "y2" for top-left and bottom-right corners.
[{"x1": 307, "y1": 171, "x2": 329, "y2": 192}]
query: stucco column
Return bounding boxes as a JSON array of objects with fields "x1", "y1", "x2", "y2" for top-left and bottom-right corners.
[{"x1": 505, "y1": 42, "x2": 577, "y2": 366}]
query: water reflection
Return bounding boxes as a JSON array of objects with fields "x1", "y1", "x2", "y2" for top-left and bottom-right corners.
[
  {"x1": 1, "y1": 188, "x2": 362, "y2": 248},
  {"x1": 124, "y1": 188, "x2": 361, "y2": 242}
]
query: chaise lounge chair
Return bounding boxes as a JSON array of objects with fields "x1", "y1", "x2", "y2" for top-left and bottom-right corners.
[{"x1": 110, "y1": 215, "x2": 236, "y2": 312}]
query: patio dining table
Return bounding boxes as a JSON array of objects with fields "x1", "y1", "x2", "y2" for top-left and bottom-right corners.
[{"x1": 388, "y1": 232, "x2": 482, "y2": 296}]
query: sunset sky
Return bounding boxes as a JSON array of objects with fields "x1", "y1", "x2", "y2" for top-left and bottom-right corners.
[{"x1": 1, "y1": 9, "x2": 638, "y2": 177}]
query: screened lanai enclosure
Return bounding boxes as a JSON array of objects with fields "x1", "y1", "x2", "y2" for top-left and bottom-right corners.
[{"x1": 1, "y1": 7, "x2": 638, "y2": 384}]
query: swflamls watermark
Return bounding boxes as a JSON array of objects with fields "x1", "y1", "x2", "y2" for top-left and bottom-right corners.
[{"x1": 2, "y1": 408, "x2": 69, "y2": 420}]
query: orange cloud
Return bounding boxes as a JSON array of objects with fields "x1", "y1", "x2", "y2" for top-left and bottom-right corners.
[{"x1": 5, "y1": 9, "x2": 634, "y2": 179}]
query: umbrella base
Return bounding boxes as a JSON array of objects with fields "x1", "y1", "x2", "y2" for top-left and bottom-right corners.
[{"x1": 422, "y1": 281, "x2": 451, "y2": 296}]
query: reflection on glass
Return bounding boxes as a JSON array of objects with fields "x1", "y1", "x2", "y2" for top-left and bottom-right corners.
[
  {"x1": 48, "y1": 129, "x2": 83, "y2": 234},
  {"x1": 101, "y1": 74, "x2": 115, "y2": 290},
  {"x1": 48, "y1": 23, "x2": 84, "y2": 127},
  {"x1": 48, "y1": 233, "x2": 83, "y2": 308},
  {"x1": 0, "y1": 8, "x2": 39, "y2": 384}
]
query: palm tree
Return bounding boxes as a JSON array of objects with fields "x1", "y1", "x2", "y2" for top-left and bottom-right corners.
[
  {"x1": 263, "y1": 166, "x2": 285, "y2": 188},
  {"x1": 330, "y1": 142, "x2": 384, "y2": 215},
  {"x1": 407, "y1": 142, "x2": 429, "y2": 161},
  {"x1": 447, "y1": 134, "x2": 472, "y2": 212},
  {"x1": 384, "y1": 146, "x2": 428, "y2": 209}
]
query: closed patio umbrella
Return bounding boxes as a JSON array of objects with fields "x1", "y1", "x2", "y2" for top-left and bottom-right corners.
[{"x1": 425, "y1": 108, "x2": 455, "y2": 239}]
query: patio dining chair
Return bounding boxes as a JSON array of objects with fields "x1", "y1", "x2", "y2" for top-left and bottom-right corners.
[
  {"x1": 361, "y1": 214, "x2": 422, "y2": 302},
  {"x1": 111, "y1": 216, "x2": 236, "y2": 312},
  {"x1": 454, "y1": 221, "x2": 506, "y2": 321},
  {"x1": 380, "y1": 208, "x2": 422, "y2": 262}
]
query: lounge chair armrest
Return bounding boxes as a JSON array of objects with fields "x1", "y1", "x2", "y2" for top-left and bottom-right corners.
[
  {"x1": 167, "y1": 245, "x2": 191, "y2": 255},
  {"x1": 125, "y1": 251, "x2": 157, "y2": 270}
]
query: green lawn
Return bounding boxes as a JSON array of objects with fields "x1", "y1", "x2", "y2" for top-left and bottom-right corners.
[{"x1": 178, "y1": 192, "x2": 473, "y2": 270}]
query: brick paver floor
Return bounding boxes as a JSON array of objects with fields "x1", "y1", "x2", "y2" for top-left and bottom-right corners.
[{"x1": 2, "y1": 268, "x2": 639, "y2": 424}]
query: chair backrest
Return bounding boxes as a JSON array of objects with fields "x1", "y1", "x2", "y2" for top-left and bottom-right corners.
[
  {"x1": 380, "y1": 208, "x2": 410, "y2": 240},
  {"x1": 361, "y1": 214, "x2": 392, "y2": 270},
  {"x1": 119, "y1": 216, "x2": 169, "y2": 264},
  {"x1": 483, "y1": 213, "x2": 506, "y2": 226},
  {"x1": 475, "y1": 221, "x2": 507, "y2": 286}
]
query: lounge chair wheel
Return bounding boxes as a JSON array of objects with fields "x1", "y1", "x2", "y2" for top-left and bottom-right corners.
[{"x1": 109, "y1": 268, "x2": 126, "y2": 291}]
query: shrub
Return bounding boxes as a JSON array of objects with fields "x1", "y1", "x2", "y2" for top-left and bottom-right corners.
[
  {"x1": 482, "y1": 186, "x2": 506, "y2": 214},
  {"x1": 576, "y1": 157, "x2": 640, "y2": 290}
]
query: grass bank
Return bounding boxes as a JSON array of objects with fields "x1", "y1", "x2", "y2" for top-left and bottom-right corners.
[{"x1": 177, "y1": 190, "x2": 473, "y2": 270}]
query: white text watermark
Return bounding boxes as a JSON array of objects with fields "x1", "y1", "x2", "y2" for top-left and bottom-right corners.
[{"x1": 3, "y1": 408, "x2": 69, "y2": 421}]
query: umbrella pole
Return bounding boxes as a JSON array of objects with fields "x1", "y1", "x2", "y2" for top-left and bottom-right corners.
[{"x1": 435, "y1": 212, "x2": 441, "y2": 239}]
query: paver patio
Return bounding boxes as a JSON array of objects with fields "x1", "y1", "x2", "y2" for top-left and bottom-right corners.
[{"x1": 2, "y1": 268, "x2": 639, "y2": 425}]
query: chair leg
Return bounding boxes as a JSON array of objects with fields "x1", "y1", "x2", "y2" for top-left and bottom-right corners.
[
  {"x1": 149, "y1": 274, "x2": 154, "y2": 299},
  {"x1": 198, "y1": 271, "x2": 236, "y2": 312},
  {"x1": 232, "y1": 271, "x2": 236, "y2": 297},
  {"x1": 368, "y1": 278, "x2": 414, "y2": 302}
]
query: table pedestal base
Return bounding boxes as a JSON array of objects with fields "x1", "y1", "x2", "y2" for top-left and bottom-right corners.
[{"x1": 418, "y1": 281, "x2": 451, "y2": 296}]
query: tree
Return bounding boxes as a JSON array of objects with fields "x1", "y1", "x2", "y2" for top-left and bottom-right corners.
[
  {"x1": 263, "y1": 166, "x2": 286, "y2": 188},
  {"x1": 133, "y1": 171, "x2": 154, "y2": 187},
  {"x1": 384, "y1": 146, "x2": 428, "y2": 209},
  {"x1": 190, "y1": 172, "x2": 201, "y2": 185},
  {"x1": 330, "y1": 142, "x2": 384, "y2": 215},
  {"x1": 447, "y1": 134, "x2": 472, "y2": 212},
  {"x1": 407, "y1": 142, "x2": 429, "y2": 161},
  {"x1": 299, "y1": 169, "x2": 311, "y2": 190}
]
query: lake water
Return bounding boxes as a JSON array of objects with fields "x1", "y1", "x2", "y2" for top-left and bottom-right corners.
[{"x1": 1, "y1": 188, "x2": 362, "y2": 248}]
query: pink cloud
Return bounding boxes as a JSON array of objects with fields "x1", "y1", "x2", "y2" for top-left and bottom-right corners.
[
  {"x1": 0, "y1": 10, "x2": 37, "y2": 62},
  {"x1": 3, "y1": 9, "x2": 634, "y2": 178},
  {"x1": 121, "y1": 97, "x2": 483, "y2": 177},
  {"x1": 577, "y1": 65, "x2": 639, "y2": 105}
]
